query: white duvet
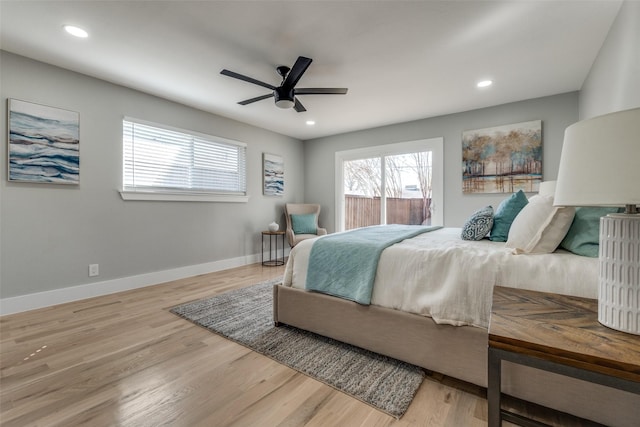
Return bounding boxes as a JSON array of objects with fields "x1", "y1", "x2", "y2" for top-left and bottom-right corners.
[{"x1": 282, "y1": 227, "x2": 598, "y2": 328}]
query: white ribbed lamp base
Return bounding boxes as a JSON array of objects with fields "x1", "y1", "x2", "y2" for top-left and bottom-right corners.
[{"x1": 598, "y1": 214, "x2": 640, "y2": 335}]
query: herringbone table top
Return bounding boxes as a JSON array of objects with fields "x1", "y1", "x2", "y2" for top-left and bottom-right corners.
[{"x1": 489, "y1": 286, "x2": 640, "y2": 383}]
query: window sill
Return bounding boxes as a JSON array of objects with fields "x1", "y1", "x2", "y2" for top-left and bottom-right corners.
[{"x1": 119, "y1": 190, "x2": 249, "y2": 203}]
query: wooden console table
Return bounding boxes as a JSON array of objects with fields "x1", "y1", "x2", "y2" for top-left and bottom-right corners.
[{"x1": 488, "y1": 286, "x2": 640, "y2": 427}]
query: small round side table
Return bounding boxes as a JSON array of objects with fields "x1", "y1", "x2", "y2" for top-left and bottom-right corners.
[{"x1": 261, "y1": 231, "x2": 285, "y2": 266}]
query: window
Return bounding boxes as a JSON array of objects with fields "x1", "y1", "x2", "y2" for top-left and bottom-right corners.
[
  {"x1": 121, "y1": 118, "x2": 247, "y2": 202},
  {"x1": 335, "y1": 138, "x2": 443, "y2": 231}
]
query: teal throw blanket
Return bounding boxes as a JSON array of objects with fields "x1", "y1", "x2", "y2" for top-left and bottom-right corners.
[{"x1": 305, "y1": 224, "x2": 442, "y2": 304}]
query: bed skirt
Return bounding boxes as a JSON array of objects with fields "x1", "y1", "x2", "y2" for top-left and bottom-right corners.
[{"x1": 273, "y1": 284, "x2": 639, "y2": 426}]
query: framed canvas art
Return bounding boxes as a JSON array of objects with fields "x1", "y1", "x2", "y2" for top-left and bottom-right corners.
[
  {"x1": 8, "y1": 99, "x2": 80, "y2": 184},
  {"x1": 263, "y1": 153, "x2": 284, "y2": 196},
  {"x1": 462, "y1": 120, "x2": 542, "y2": 194}
]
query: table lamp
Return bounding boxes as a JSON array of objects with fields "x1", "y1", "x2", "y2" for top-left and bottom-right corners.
[{"x1": 554, "y1": 107, "x2": 640, "y2": 335}]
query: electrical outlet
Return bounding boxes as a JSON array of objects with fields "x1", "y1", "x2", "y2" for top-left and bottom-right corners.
[{"x1": 89, "y1": 264, "x2": 99, "y2": 277}]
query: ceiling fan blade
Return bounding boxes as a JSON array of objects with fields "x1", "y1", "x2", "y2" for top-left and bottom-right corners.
[
  {"x1": 238, "y1": 93, "x2": 274, "y2": 105},
  {"x1": 282, "y1": 56, "x2": 312, "y2": 89},
  {"x1": 221, "y1": 69, "x2": 276, "y2": 90},
  {"x1": 293, "y1": 98, "x2": 307, "y2": 113},
  {"x1": 295, "y1": 88, "x2": 348, "y2": 95}
]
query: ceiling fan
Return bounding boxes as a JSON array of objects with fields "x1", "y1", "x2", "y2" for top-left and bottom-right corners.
[{"x1": 220, "y1": 56, "x2": 348, "y2": 112}]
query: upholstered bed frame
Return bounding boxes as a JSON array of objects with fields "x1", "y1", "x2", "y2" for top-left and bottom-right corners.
[{"x1": 273, "y1": 284, "x2": 637, "y2": 426}]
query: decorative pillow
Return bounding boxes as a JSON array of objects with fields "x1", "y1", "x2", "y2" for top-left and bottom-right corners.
[
  {"x1": 461, "y1": 206, "x2": 494, "y2": 241},
  {"x1": 537, "y1": 180, "x2": 556, "y2": 197},
  {"x1": 490, "y1": 190, "x2": 529, "y2": 242},
  {"x1": 290, "y1": 213, "x2": 317, "y2": 235},
  {"x1": 505, "y1": 195, "x2": 575, "y2": 254},
  {"x1": 560, "y1": 207, "x2": 622, "y2": 257}
]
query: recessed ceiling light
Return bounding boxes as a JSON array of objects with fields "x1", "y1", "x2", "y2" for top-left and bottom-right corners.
[
  {"x1": 64, "y1": 25, "x2": 88, "y2": 38},
  {"x1": 477, "y1": 80, "x2": 493, "y2": 88},
  {"x1": 306, "y1": 120, "x2": 316, "y2": 126}
]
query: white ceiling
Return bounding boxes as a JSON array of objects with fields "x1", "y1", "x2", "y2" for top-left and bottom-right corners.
[{"x1": 0, "y1": 1, "x2": 622, "y2": 140}]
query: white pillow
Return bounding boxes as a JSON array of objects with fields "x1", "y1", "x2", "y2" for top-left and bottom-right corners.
[
  {"x1": 538, "y1": 180, "x2": 556, "y2": 197},
  {"x1": 505, "y1": 195, "x2": 575, "y2": 254}
]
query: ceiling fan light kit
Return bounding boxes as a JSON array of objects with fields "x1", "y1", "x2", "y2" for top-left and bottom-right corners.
[
  {"x1": 221, "y1": 56, "x2": 348, "y2": 112},
  {"x1": 274, "y1": 87, "x2": 295, "y2": 109},
  {"x1": 275, "y1": 99, "x2": 295, "y2": 109}
]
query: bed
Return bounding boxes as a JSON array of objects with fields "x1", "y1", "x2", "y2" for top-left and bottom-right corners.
[{"x1": 273, "y1": 225, "x2": 638, "y2": 426}]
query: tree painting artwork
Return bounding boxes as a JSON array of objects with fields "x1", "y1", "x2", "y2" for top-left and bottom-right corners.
[
  {"x1": 462, "y1": 120, "x2": 542, "y2": 194},
  {"x1": 8, "y1": 99, "x2": 80, "y2": 184},
  {"x1": 263, "y1": 153, "x2": 284, "y2": 196}
]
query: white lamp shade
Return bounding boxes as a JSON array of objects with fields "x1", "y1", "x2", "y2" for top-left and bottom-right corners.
[{"x1": 554, "y1": 107, "x2": 640, "y2": 207}]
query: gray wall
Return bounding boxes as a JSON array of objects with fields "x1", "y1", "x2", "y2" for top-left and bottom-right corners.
[
  {"x1": 0, "y1": 52, "x2": 304, "y2": 299},
  {"x1": 580, "y1": 0, "x2": 640, "y2": 119},
  {"x1": 304, "y1": 92, "x2": 578, "y2": 230}
]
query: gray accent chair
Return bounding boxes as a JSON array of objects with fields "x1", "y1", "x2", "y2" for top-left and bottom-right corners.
[{"x1": 284, "y1": 203, "x2": 327, "y2": 247}]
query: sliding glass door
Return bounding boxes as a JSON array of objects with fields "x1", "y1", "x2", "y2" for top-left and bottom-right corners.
[
  {"x1": 343, "y1": 157, "x2": 382, "y2": 229},
  {"x1": 384, "y1": 151, "x2": 433, "y2": 226},
  {"x1": 336, "y1": 138, "x2": 443, "y2": 232}
]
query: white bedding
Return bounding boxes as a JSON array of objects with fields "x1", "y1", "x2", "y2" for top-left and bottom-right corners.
[{"x1": 282, "y1": 227, "x2": 598, "y2": 328}]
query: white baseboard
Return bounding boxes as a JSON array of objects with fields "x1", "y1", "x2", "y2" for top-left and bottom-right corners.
[{"x1": 0, "y1": 252, "x2": 275, "y2": 316}]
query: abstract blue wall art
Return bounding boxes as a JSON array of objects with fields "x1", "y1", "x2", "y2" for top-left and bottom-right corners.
[
  {"x1": 8, "y1": 99, "x2": 80, "y2": 184},
  {"x1": 462, "y1": 120, "x2": 542, "y2": 194},
  {"x1": 263, "y1": 153, "x2": 284, "y2": 196}
]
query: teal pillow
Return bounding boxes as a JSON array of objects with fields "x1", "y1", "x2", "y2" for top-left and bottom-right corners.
[
  {"x1": 560, "y1": 207, "x2": 622, "y2": 257},
  {"x1": 291, "y1": 213, "x2": 317, "y2": 234},
  {"x1": 490, "y1": 190, "x2": 528, "y2": 242}
]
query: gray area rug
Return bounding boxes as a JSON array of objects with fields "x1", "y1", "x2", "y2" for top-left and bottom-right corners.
[{"x1": 170, "y1": 278, "x2": 425, "y2": 418}]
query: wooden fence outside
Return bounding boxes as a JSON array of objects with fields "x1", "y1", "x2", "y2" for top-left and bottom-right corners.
[{"x1": 344, "y1": 195, "x2": 431, "y2": 230}]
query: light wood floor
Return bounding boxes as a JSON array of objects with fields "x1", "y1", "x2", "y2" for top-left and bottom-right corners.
[{"x1": 1, "y1": 263, "x2": 597, "y2": 426}]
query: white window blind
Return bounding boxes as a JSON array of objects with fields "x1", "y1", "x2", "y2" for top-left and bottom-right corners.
[{"x1": 123, "y1": 118, "x2": 246, "y2": 195}]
